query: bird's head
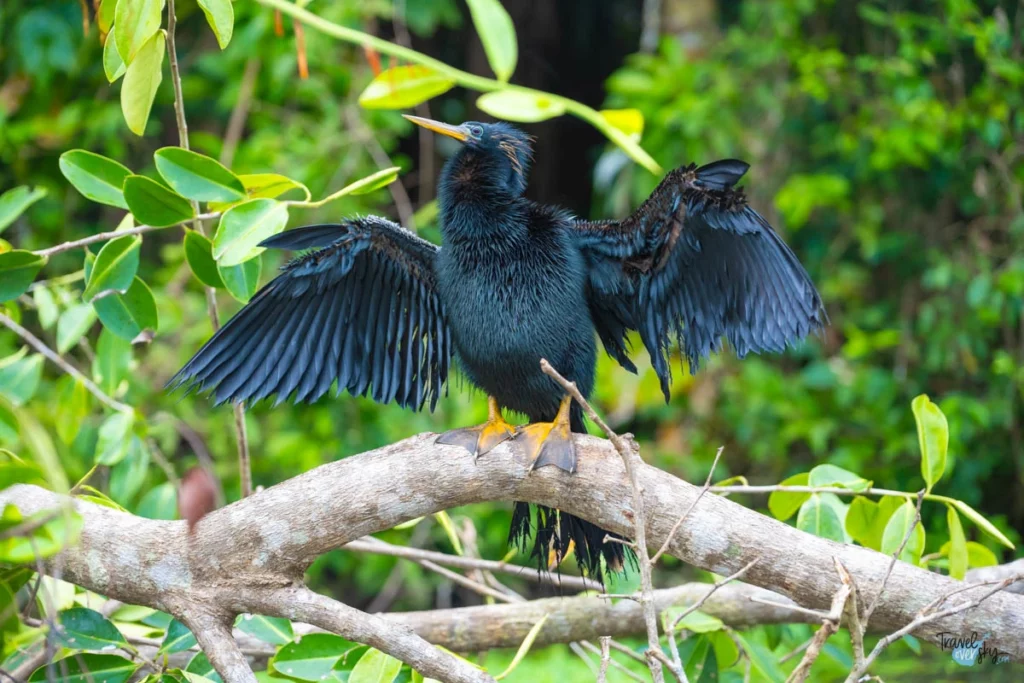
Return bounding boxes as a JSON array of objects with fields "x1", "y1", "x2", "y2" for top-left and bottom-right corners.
[{"x1": 404, "y1": 115, "x2": 534, "y2": 199}]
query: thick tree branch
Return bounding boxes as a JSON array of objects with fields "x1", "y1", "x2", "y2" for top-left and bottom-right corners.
[{"x1": 4, "y1": 432, "x2": 1024, "y2": 671}]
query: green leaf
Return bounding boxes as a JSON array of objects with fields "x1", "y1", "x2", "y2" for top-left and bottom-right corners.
[
  {"x1": 796, "y1": 494, "x2": 845, "y2": 542},
  {"x1": 115, "y1": 0, "x2": 165, "y2": 64},
  {"x1": 103, "y1": 28, "x2": 126, "y2": 83},
  {"x1": 123, "y1": 175, "x2": 193, "y2": 227},
  {"x1": 58, "y1": 607, "x2": 129, "y2": 651},
  {"x1": 951, "y1": 499, "x2": 1014, "y2": 549},
  {"x1": 94, "y1": 412, "x2": 135, "y2": 466},
  {"x1": 55, "y1": 377, "x2": 90, "y2": 444},
  {"x1": 465, "y1": 0, "x2": 517, "y2": 82},
  {"x1": 767, "y1": 472, "x2": 809, "y2": 521},
  {"x1": 912, "y1": 394, "x2": 948, "y2": 492},
  {"x1": 807, "y1": 464, "x2": 872, "y2": 492},
  {"x1": 946, "y1": 505, "x2": 968, "y2": 580},
  {"x1": 212, "y1": 199, "x2": 288, "y2": 266},
  {"x1": 59, "y1": 150, "x2": 132, "y2": 209},
  {"x1": 137, "y1": 482, "x2": 177, "y2": 520},
  {"x1": 708, "y1": 631, "x2": 740, "y2": 669},
  {"x1": 493, "y1": 615, "x2": 548, "y2": 680},
  {"x1": 350, "y1": 648, "x2": 403, "y2": 683},
  {"x1": 359, "y1": 65, "x2": 456, "y2": 109},
  {"x1": 110, "y1": 437, "x2": 151, "y2": 503},
  {"x1": 161, "y1": 619, "x2": 198, "y2": 654},
  {"x1": 184, "y1": 231, "x2": 225, "y2": 288},
  {"x1": 93, "y1": 327, "x2": 132, "y2": 396},
  {"x1": 965, "y1": 541, "x2": 998, "y2": 568},
  {"x1": 0, "y1": 505, "x2": 83, "y2": 564},
  {"x1": 218, "y1": 256, "x2": 261, "y2": 303},
  {"x1": 269, "y1": 633, "x2": 353, "y2": 681},
  {"x1": 29, "y1": 653, "x2": 137, "y2": 683},
  {"x1": 880, "y1": 500, "x2": 925, "y2": 565},
  {"x1": 0, "y1": 186, "x2": 47, "y2": 233},
  {"x1": 121, "y1": 30, "x2": 166, "y2": 136},
  {"x1": 236, "y1": 614, "x2": 293, "y2": 646},
  {"x1": 154, "y1": 147, "x2": 245, "y2": 203},
  {"x1": 600, "y1": 108, "x2": 644, "y2": 139},
  {"x1": 0, "y1": 251, "x2": 46, "y2": 302},
  {"x1": 732, "y1": 634, "x2": 785, "y2": 683},
  {"x1": 93, "y1": 276, "x2": 159, "y2": 341},
  {"x1": 197, "y1": 0, "x2": 234, "y2": 49},
  {"x1": 476, "y1": 90, "x2": 566, "y2": 123},
  {"x1": 208, "y1": 174, "x2": 310, "y2": 212},
  {"x1": 845, "y1": 496, "x2": 882, "y2": 549},
  {"x1": 98, "y1": 0, "x2": 117, "y2": 35},
  {"x1": 0, "y1": 353, "x2": 43, "y2": 406},
  {"x1": 56, "y1": 303, "x2": 97, "y2": 353},
  {"x1": 33, "y1": 286, "x2": 58, "y2": 329},
  {"x1": 185, "y1": 652, "x2": 221, "y2": 682},
  {"x1": 662, "y1": 609, "x2": 725, "y2": 634},
  {"x1": 83, "y1": 235, "x2": 141, "y2": 302}
]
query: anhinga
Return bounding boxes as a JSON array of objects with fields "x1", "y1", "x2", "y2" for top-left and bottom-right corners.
[{"x1": 171, "y1": 116, "x2": 825, "y2": 580}]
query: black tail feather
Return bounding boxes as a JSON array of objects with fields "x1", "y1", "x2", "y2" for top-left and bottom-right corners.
[{"x1": 508, "y1": 502, "x2": 634, "y2": 584}]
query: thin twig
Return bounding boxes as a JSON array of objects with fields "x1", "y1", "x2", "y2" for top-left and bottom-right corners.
[
  {"x1": 596, "y1": 637, "x2": 611, "y2": 683},
  {"x1": 787, "y1": 558, "x2": 853, "y2": 683},
  {"x1": 670, "y1": 558, "x2": 760, "y2": 630},
  {"x1": 34, "y1": 218, "x2": 215, "y2": 257},
  {"x1": 540, "y1": 359, "x2": 678, "y2": 683},
  {"x1": 220, "y1": 59, "x2": 262, "y2": 170},
  {"x1": 579, "y1": 639, "x2": 644, "y2": 682},
  {"x1": 0, "y1": 312, "x2": 132, "y2": 413},
  {"x1": 747, "y1": 598, "x2": 828, "y2": 620},
  {"x1": 861, "y1": 490, "x2": 925, "y2": 627},
  {"x1": 651, "y1": 446, "x2": 724, "y2": 563}
]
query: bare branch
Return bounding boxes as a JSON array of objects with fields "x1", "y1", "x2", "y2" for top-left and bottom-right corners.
[
  {"x1": 861, "y1": 490, "x2": 925, "y2": 627},
  {"x1": 596, "y1": 637, "x2": 611, "y2": 683},
  {"x1": 787, "y1": 558, "x2": 853, "y2": 683},
  {"x1": 669, "y1": 558, "x2": 760, "y2": 630},
  {"x1": 180, "y1": 611, "x2": 256, "y2": 683},
  {"x1": 0, "y1": 312, "x2": 132, "y2": 413},
  {"x1": 32, "y1": 219, "x2": 217, "y2": 258}
]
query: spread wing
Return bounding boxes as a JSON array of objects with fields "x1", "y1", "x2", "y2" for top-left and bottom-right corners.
[
  {"x1": 169, "y1": 217, "x2": 450, "y2": 410},
  {"x1": 574, "y1": 159, "x2": 825, "y2": 400}
]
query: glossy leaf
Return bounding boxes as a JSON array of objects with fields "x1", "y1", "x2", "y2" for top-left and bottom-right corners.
[
  {"x1": 123, "y1": 175, "x2": 194, "y2": 227},
  {"x1": 83, "y1": 235, "x2": 141, "y2": 302},
  {"x1": 56, "y1": 303, "x2": 97, "y2": 353},
  {"x1": 110, "y1": 437, "x2": 151, "y2": 503},
  {"x1": 161, "y1": 619, "x2": 198, "y2": 654},
  {"x1": 104, "y1": 28, "x2": 127, "y2": 82},
  {"x1": 808, "y1": 464, "x2": 872, "y2": 492},
  {"x1": 59, "y1": 150, "x2": 132, "y2": 209},
  {"x1": 845, "y1": 496, "x2": 881, "y2": 549},
  {"x1": 197, "y1": 0, "x2": 234, "y2": 49},
  {"x1": 0, "y1": 505, "x2": 83, "y2": 564},
  {"x1": 731, "y1": 633, "x2": 785, "y2": 683},
  {"x1": 476, "y1": 90, "x2": 566, "y2": 123},
  {"x1": 946, "y1": 505, "x2": 968, "y2": 580},
  {"x1": 270, "y1": 633, "x2": 353, "y2": 681},
  {"x1": 121, "y1": 30, "x2": 166, "y2": 136},
  {"x1": 796, "y1": 494, "x2": 845, "y2": 542},
  {"x1": 880, "y1": 500, "x2": 925, "y2": 565},
  {"x1": 0, "y1": 250, "x2": 46, "y2": 302},
  {"x1": 236, "y1": 614, "x2": 293, "y2": 646},
  {"x1": 208, "y1": 174, "x2": 310, "y2": 212},
  {"x1": 767, "y1": 472, "x2": 809, "y2": 521},
  {"x1": 0, "y1": 353, "x2": 43, "y2": 406},
  {"x1": 964, "y1": 541, "x2": 999, "y2": 568},
  {"x1": 93, "y1": 277, "x2": 159, "y2": 341},
  {"x1": 466, "y1": 0, "x2": 517, "y2": 82},
  {"x1": 359, "y1": 66, "x2": 456, "y2": 109},
  {"x1": 55, "y1": 376, "x2": 90, "y2": 444},
  {"x1": 213, "y1": 199, "x2": 288, "y2": 266},
  {"x1": 58, "y1": 607, "x2": 129, "y2": 651},
  {"x1": 912, "y1": 394, "x2": 948, "y2": 492},
  {"x1": 115, "y1": 0, "x2": 164, "y2": 64},
  {"x1": 93, "y1": 327, "x2": 132, "y2": 396},
  {"x1": 952, "y1": 499, "x2": 1014, "y2": 549},
  {"x1": 33, "y1": 286, "x2": 58, "y2": 329},
  {"x1": 154, "y1": 147, "x2": 245, "y2": 203},
  {"x1": 29, "y1": 654, "x2": 137, "y2": 683},
  {"x1": 218, "y1": 256, "x2": 261, "y2": 303},
  {"x1": 94, "y1": 411, "x2": 135, "y2": 466},
  {"x1": 98, "y1": 0, "x2": 117, "y2": 35},
  {"x1": 0, "y1": 186, "x2": 47, "y2": 233},
  {"x1": 184, "y1": 231, "x2": 225, "y2": 288},
  {"x1": 185, "y1": 652, "x2": 221, "y2": 681},
  {"x1": 350, "y1": 648, "x2": 402, "y2": 683}
]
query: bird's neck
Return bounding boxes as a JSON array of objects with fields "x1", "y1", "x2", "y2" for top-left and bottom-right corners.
[{"x1": 438, "y1": 172, "x2": 527, "y2": 247}]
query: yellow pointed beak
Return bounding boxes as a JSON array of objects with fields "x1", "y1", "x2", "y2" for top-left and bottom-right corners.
[{"x1": 403, "y1": 115, "x2": 469, "y2": 142}]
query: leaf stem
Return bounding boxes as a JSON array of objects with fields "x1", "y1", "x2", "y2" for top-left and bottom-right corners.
[
  {"x1": 33, "y1": 214, "x2": 220, "y2": 258},
  {"x1": 253, "y1": 0, "x2": 664, "y2": 175}
]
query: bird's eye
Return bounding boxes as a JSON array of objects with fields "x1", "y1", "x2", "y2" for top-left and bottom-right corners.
[{"x1": 469, "y1": 125, "x2": 484, "y2": 138}]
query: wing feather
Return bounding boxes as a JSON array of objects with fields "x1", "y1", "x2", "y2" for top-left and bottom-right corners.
[{"x1": 169, "y1": 217, "x2": 450, "y2": 410}]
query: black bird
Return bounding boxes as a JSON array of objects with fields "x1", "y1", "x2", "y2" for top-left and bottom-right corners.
[{"x1": 170, "y1": 116, "x2": 825, "y2": 580}]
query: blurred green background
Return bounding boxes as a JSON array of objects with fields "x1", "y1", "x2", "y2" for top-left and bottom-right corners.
[{"x1": 2, "y1": 0, "x2": 1023, "y2": 680}]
